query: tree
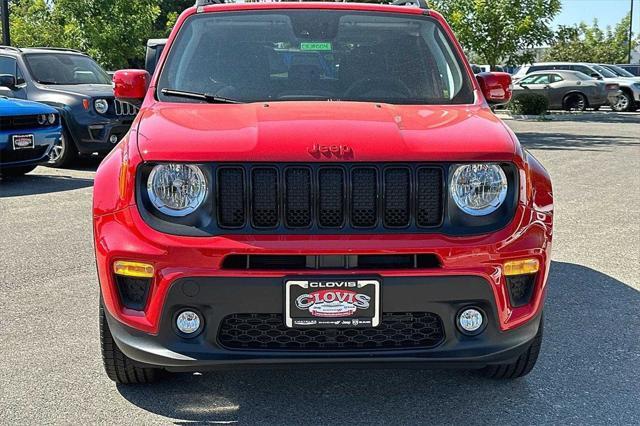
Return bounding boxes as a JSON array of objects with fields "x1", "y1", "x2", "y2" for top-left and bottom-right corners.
[
  {"x1": 6, "y1": 0, "x2": 162, "y2": 70},
  {"x1": 430, "y1": 0, "x2": 562, "y2": 69},
  {"x1": 55, "y1": 0, "x2": 161, "y2": 69},
  {"x1": 544, "y1": 14, "x2": 639, "y2": 63}
]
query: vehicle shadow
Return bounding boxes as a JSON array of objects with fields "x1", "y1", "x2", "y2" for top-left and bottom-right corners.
[
  {"x1": 517, "y1": 132, "x2": 639, "y2": 151},
  {"x1": 116, "y1": 261, "x2": 640, "y2": 424},
  {"x1": 0, "y1": 172, "x2": 94, "y2": 197}
]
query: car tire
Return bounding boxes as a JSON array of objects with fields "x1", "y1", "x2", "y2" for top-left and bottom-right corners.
[
  {"x1": 611, "y1": 91, "x2": 634, "y2": 112},
  {"x1": 563, "y1": 93, "x2": 587, "y2": 111},
  {"x1": 100, "y1": 304, "x2": 163, "y2": 384},
  {"x1": 47, "y1": 127, "x2": 78, "y2": 168},
  {"x1": 0, "y1": 165, "x2": 38, "y2": 178},
  {"x1": 480, "y1": 314, "x2": 543, "y2": 379}
]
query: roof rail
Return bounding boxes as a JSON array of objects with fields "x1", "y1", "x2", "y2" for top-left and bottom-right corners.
[
  {"x1": 392, "y1": 0, "x2": 429, "y2": 10},
  {"x1": 0, "y1": 45, "x2": 22, "y2": 53},
  {"x1": 195, "y1": 0, "x2": 225, "y2": 7},
  {"x1": 26, "y1": 47, "x2": 84, "y2": 54}
]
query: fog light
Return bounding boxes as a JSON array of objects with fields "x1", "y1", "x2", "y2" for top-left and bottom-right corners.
[
  {"x1": 176, "y1": 310, "x2": 202, "y2": 335},
  {"x1": 109, "y1": 135, "x2": 119, "y2": 144},
  {"x1": 458, "y1": 308, "x2": 484, "y2": 333}
]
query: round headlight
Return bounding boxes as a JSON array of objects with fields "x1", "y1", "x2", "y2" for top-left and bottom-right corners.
[
  {"x1": 37, "y1": 114, "x2": 47, "y2": 125},
  {"x1": 450, "y1": 164, "x2": 507, "y2": 216},
  {"x1": 47, "y1": 113, "x2": 56, "y2": 125},
  {"x1": 147, "y1": 164, "x2": 207, "y2": 216},
  {"x1": 94, "y1": 99, "x2": 109, "y2": 114}
]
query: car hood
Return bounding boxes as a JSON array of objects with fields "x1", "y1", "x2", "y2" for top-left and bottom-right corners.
[
  {"x1": 603, "y1": 77, "x2": 639, "y2": 86},
  {"x1": 136, "y1": 101, "x2": 516, "y2": 163},
  {"x1": 0, "y1": 96, "x2": 57, "y2": 115},
  {"x1": 37, "y1": 84, "x2": 114, "y2": 98}
]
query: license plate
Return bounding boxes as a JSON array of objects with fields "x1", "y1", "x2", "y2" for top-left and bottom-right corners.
[
  {"x1": 12, "y1": 134, "x2": 35, "y2": 150},
  {"x1": 285, "y1": 278, "x2": 380, "y2": 328}
]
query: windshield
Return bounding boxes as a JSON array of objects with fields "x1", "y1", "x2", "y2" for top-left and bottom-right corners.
[
  {"x1": 604, "y1": 65, "x2": 634, "y2": 77},
  {"x1": 158, "y1": 10, "x2": 474, "y2": 104},
  {"x1": 591, "y1": 65, "x2": 617, "y2": 78},
  {"x1": 24, "y1": 53, "x2": 111, "y2": 85},
  {"x1": 574, "y1": 71, "x2": 594, "y2": 80}
]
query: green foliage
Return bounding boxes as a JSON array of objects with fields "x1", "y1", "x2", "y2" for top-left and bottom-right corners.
[
  {"x1": 4, "y1": 0, "x2": 189, "y2": 70},
  {"x1": 430, "y1": 0, "x2": 562, "y2": 69},
  {"x1": 509, "y1": 93, "x2": 549, "y2": 115},
  {"x1": 544, "y1": 14, "x2": 639, "y2": 63}
]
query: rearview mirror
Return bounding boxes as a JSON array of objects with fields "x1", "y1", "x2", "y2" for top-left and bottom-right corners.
[
  {"x1": 113, "y1": 69, "x2": 150, "y2": 105},
  {"x1": 0, "y1": 74, "x2": 17, "y2": 89},
  {"x1": 476, "y1": 72, "x2": 512, "y2": 105}
]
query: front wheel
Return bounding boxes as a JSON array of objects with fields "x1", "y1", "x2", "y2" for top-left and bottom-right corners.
[
  {"x1": 611, "y1": 91, "x2": 635, "y2": 112},
  {"x1": 480, "y1": 314, "x2": 543, "y2": 379},
  {"x1": 47, "y1": 128, "x2": 78, "y2": 168},
  {"x1": 563, "y1": 93, "x2": 587, "y2": 111},
  {"x1": 100, "y1": 304, "x2": 163, "y2": 384}
]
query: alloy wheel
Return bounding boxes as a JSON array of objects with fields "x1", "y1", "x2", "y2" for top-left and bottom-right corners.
[{"x1": 48, "y1": 133, "x2": 66, "y2": 164}]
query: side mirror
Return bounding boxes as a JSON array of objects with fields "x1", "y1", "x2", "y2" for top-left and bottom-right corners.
[
  {"x1": 590, "y1": 73, "x2": 602, "y2": 80},
  {"x1": 476, "y1": 72, "x2": 512, "y2": 105},
  {"x1": 0, "y1": 74, "x2": 17, "y2": 89},
  {"x1": 113, "y1": 69, "x2": 150, "y2": 105}
]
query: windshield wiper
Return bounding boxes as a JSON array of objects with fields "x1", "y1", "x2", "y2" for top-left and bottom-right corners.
[{"x1": 160, "y1": 88, "x2": 242, "y2": 104}]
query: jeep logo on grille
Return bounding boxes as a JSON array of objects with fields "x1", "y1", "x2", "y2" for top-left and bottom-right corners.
[{"x1": 308, "y1": 144, "x2": 353, "y2": 159}]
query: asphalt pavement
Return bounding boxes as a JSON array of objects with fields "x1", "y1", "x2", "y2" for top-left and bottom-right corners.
[{"x1": 1, "y1": 112, "x2": 639, "y2": 424}]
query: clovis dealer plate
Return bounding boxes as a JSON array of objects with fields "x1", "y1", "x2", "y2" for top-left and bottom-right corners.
[{"x1": 285, "y1": 278, "x2": 380, "y2": 328}]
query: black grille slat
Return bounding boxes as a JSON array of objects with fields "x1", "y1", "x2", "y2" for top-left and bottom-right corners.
[
  {"x1": 251, "y1": 168, "x2": 278, "y2": 227},
  {"x1": 211, "y1": 164, "x2": 444, "y2": 232},
  {"x1": 351, "y1": 168, "x2": 377, "y2": 227},
  {"x1": 218, "y1": 312, "x2": 445, "y2": 351},
  {"x1": 318, "y1": 168, "x2": 344, "y2": 227},
  {"x1": 416, "y1": 168, "x2": 443, "y2": 227},
  {"x1": 384, "y1": 168, "x2": 411, "y2": 227},
  {"x1": 285, "y1": 168, "x2": 312, "y2": 227},
  {"x1": 217, "y1": 168, "x2": 245, "y2": 227}
]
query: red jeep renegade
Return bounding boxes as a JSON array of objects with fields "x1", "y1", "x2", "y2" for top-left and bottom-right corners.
[{"x1": 94, "y1": 0, "x2": 553, "y2": 384}]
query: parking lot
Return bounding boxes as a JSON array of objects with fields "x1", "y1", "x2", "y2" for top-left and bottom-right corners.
[{"x1": 1, "y1": 113, "x2": 639, "y2": 424}]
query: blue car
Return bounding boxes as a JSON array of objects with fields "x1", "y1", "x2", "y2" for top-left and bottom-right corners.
[{"x1": 0, "y1": 96, "x2": 61, "y2": 177}]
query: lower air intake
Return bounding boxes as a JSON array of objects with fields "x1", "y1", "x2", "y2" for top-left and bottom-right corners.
[{"x1": 218, "y1": 312, "x2": 445, "y2": 351}]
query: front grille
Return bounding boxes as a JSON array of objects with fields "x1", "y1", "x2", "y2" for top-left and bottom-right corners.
[
  {"x1": 114, "y1": 99, "x2": 139, "y2": 116},
  {"x1": 218, "y1": 312, "x2": 445, "y2": 351},
  {"x1": 222, "y1": 254, "x2": 441, "y2": 270},
  {"x1": 0, "y1": 115, "x2": 57, "y2": 130},
  {"x1": 215, "y1": 164, "x2": 444, "y2": 231},
  {"x1": 0, "y1": 146, "x2": 49, "y2": 164}
]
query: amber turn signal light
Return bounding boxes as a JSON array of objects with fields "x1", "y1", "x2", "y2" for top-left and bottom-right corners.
[
  {"x1": 113, "y1": 261, "x2": 154, "y2": 278},
  {"x1": 503, "y1": 259, "x2": 539, "y2": 276}
]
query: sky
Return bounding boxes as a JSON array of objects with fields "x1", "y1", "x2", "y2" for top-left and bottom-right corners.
[{"x1": 554, "y1": 0, "x2": 640, "y2": 34}]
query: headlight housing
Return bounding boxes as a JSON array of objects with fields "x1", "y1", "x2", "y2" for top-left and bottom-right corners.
[
  {"x1": 37, "y1": 114, "x2": 47, "y2": 125},
  {"x1": 94, "y1": 99, "x2": 109, "y2": 114},
  {"x1": 147, "y1": 164, "x2": 208, "y2": 217},
  {"x1": 47, "y1": 113, "x2": 57, "y2": 125},
  {"x1": 450, "y1": 164, "x2": 508, "y2": 216}
]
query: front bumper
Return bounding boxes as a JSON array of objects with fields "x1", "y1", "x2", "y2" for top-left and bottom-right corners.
[
  {"x1": 95, "y1": 201, "x2": 552, "y2": 369},
  {"x1": 0, "y1": 127, "x2": 60, "y2": 168},
  {"x1": 105, "y1": 276, "x2": 543, "y2": 371},
  {"x1": 65, "y1": 112, "x2": 134, "y2": 154}
]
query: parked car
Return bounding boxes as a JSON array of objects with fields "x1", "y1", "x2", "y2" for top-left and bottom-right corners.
[
  {"x1": 617, "y1": 64, "x2": 640, "y2": 76},
  {"x1": 512, "y1": 70, "x2": 620, "y2": 111},
  {"x1": 0, "y1": 46, "x2": 138, "y2": 167},
  {"x1": 0, "y1": 96, "x2": 61, "y2": 177},
  {"x1": 598, "y1": 64, "x2": 640, "y2": 82},
  {"x1": 513, "y1": 62, "x2": 640, "y2": 111},
  {"x1": 95, "y1": 0, "x2": 553, "y2": 384}
]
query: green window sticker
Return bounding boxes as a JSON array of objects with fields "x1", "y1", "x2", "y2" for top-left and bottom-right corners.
[{"x1": 300, "y1": 42, "x2": 332, "y2": 51}]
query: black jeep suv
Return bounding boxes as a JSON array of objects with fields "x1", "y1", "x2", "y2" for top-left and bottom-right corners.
[{"x1": 0, "y1": 46, "x2": 137, "y2": 167}]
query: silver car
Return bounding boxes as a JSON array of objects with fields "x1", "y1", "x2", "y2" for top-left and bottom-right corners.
[{"x1": 512, "y1": 70, "x2": 620, "y2": 111}]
